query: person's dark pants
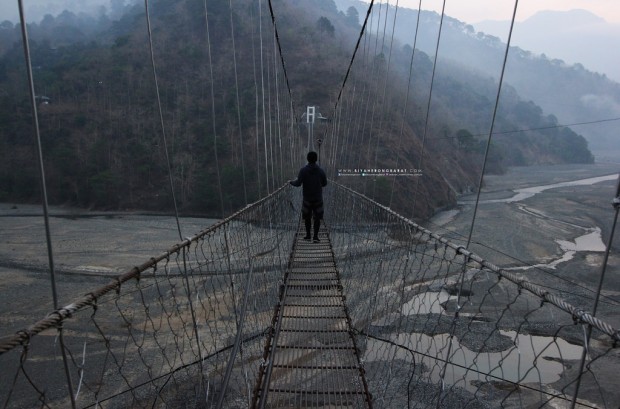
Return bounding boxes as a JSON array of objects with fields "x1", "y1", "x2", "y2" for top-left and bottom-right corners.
[{"x1": 302, "y1": 200, "x2": 324, "y2": 239}]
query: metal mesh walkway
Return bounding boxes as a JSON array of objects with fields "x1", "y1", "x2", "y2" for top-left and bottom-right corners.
[{"x1": 253, "y1": 223, "x2": 372, "y2": 408}]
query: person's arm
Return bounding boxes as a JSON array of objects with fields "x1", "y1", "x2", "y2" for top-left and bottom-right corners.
[
  {"x1": 321, "y1": 169, "x2": 327, "y2": 187},
  {"x1": 290, "y1": 169, "x2": 303, "y2": 187}
]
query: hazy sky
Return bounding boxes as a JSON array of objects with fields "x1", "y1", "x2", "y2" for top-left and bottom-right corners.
[
  {"x1": 398, "y1": 0, "x2": 620, "y2": 24},
  {"x1": 1, "y1": 0, "x2": 124, "y2": 23},
  {"x1": 2, "y1": 1, "x2": 618, "y2": 24}
]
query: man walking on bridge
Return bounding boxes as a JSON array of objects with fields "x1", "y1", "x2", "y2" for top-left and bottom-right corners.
[{"x1": 290, "y1": 151, "x2": 327, "y2": 243}]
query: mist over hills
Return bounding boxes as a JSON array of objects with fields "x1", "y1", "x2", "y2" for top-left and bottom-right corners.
[
  {"x1": 335, "y1": 0, "x2": 620, "y2": 158},
  {"x1": 0, "y1": 0, "x2": 596, "y2": 218},
  {"x1": 0, "y1": 0, "x2": 136, "y2": 24},
  {"x1": 476, "y1": 9, "x2": 620, "y2": 158},
  {"x1": 476, "y1": 9, "x2": 620, "y2": 83}
]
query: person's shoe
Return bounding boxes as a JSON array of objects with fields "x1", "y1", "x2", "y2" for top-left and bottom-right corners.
[
  {"x1": 303, "y1": 235, "x2": 311, "y2": 240},
  {"x1": 313, "y1": 236, "x2": 320, "y2": 243}
]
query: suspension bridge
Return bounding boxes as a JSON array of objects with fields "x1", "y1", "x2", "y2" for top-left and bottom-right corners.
[{"x1": 2, "y1": 0, "x2": 620, "y2": 408}]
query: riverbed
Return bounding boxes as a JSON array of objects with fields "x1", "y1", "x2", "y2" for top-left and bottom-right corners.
[
  {"x1": 0, "y1": 207, "x2": 218, "y2": 335},
  {"x1": 1, "y1": 163, "x2": 619, "y2": 407},
  {"x1": 426, "y1": 163, "x2": 620, "y2": 324}
]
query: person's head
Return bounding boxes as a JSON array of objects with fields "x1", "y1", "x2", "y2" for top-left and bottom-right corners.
[{"x1": 307, "y1": 151, "x2": 318, "y2": 164}]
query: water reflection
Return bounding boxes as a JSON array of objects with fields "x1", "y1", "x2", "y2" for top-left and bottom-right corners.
[
  {"x1": 365, "y1": 326, "x2": 583, "y2": 392},
  {"x1": 367, "y1": 290, "x2": 584, "y2": 392}
]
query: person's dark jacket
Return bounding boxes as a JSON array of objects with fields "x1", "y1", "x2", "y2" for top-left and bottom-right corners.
[{"x1": 290, "y1": 163, "x2": 327, "y2": 202}]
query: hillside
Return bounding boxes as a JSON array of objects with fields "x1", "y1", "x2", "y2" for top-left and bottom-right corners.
[
  {"x1": 0, "y1": 0, "x2": 594, "y2": 219},
  {"x1": 476, "y1": 9, "x2": 620, "y2": 83},
  {"x1": 334, "y1": 0, "x2": 619, "y2": 157}
]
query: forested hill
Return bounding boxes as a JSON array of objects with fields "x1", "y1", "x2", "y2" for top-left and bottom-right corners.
[
  {"x1": 335, "y1": 0, "x2": 620, "y2": 156},
  {"x1": 0, "y1": 0, "x2": 593, "y2": 218}
]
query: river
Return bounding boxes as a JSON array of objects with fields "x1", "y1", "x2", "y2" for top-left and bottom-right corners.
[
  {"x1": 383, "y1": 165, "x2": 620, "y2": 405},
  {"x1": 458, "y1": 173, "x2": 617, "y2": 205},
  {"x1": 429, "y1": 164, "x2": 619, "y2": 276}
]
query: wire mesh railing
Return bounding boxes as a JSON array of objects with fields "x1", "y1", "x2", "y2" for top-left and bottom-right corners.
[
  {"x1": 325, "y1": 182, "x2": 620, "y2": 409},
  {"x1": 1, "y1": 182, "x2": 619, "y2": 408},
  {"x1": 0, "y1": 184, "x2": 299, "y2": 409}
]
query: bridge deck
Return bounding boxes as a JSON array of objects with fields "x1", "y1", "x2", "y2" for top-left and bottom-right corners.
[{"x1": 253, "y1": 224, "x2": 371, "y2": 408}]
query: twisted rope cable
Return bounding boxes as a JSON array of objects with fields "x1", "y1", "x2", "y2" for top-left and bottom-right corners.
[
  {"x1": 0, "y1": 184, "x2": 292, "y2": 355},
  {"x1": 333, "y1": 182, "x2": 620, "y2": 343},
  {"x1": 267, "y1": 0, "x2": 297, "y2": 125}
]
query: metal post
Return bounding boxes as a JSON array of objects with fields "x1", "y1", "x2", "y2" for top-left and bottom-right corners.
[
  {"x1": 570, "y1": 173, "x2": 620, "y2": 408},
  {"x1": 17, "y1": 1, "x2": 75, "y2": 407},
  {"x1": 306, "y1": 106, "x2": 315, "y2": 152}
]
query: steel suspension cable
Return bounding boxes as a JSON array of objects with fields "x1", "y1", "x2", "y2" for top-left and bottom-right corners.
[
  {"x1": 364, "y1": 3, "x2": 413, "y2": 401},
  {"x1": 411, "y1": 0, "x2": 446, "y2": 219},
  {"x1": 372, "y1": 0, "x2": 400, "y2": 198},
  {"x1": 250, "y1": 1, "x2": 262, "y2": 198},
  {"x1": 199, "y1": 4, "x2": 250, "y2": 396},
  {"x1": 17, "y1": 2, "x2": 76, "y2": 407},
  {"x1": 364, "y1": 0, "x2": 395, "y2": 195},
  {"x1": 143, "y1": 0, "x2": 184, "y2": 241},
  {"x1": 335, "y1": 1, "x2": 377, "y2": 171},
  {"x1": 465, "y1": 1, "x2": 519, "y2": 250},
  {"x1": 358, "y1": 0, "x2": 386, "y2": 185},
  {"x1": 203, "y1": 0, "x2": 226, "y2": 218},
  {"x1": 338, "y1": 84, "x2": 356, "y2": 168},
  {"x1": 340, "y1": 77, "x2": 362, "y2": 169},
  {"x1": 258, "y1": 0, "x2": 270, "y2": 194},
  {"x1": 328, "y1": 87, "x2": 350, "y2": 172},
  {"x1": 228, "y1": 0, "x2": 249, "y2": 205},
  {"x1": 273, "y1": 31, "x2": 284, "y2": 184},
  {"x1": 16, "y1": 0, "x2": 59, "y2": 320},
  {"x1": 268, "y1": 0, "x2": 297, "y2": 175},
  {"x1": 338, "y1": 67, "x2": 361, "y2": 168},
  {"x1": 341, "y1": 5, "x2": 374, "y2": 169},
  {"x1": 389, "y1": 0, "x2": 423, "y2": 209},
  {"x1": 288, "y1": 99, "x2": 296, "y2": 175},
  {"x1": 326, "y1": 0, "x2": 375, "y2": 130},
  {"x1": 266, "y1": 45, "x2": 275, "y2": 190},
  {"x1": 144, "y1": 0, "x2": 206, "y2": 395},
  {"x1": 570, "y1": 174, "x2": 620, "y2": 407},
  {"x1": 266, "y1": 0, "x2": 297, "y2": 128},
  {"x1": 437, "y1": 2, "x2": 520, "y2": 407},
  {"x1": 420, "y1": 116, "x2": 620, "y2": 142}
]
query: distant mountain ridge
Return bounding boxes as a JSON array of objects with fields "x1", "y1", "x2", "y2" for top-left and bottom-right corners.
[
  {"x1": 475, "y1": 9, "x2": 620, "y2": 83},
  {"x1": 334, "y1": 0, "x2": 620, "y2": 158},
  {"x1": 0, "y1": 0, "x2": 596, "y2": 218}
]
